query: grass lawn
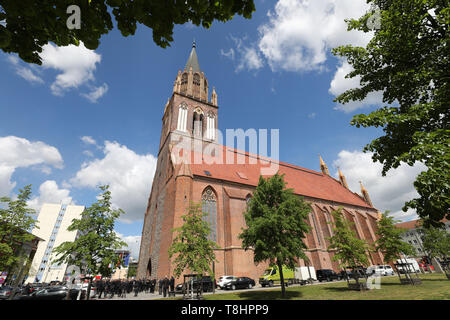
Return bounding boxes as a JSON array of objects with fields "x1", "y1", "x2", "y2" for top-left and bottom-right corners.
[{"x1": 199, "y1": 274, "x2": 450, "y2": 300}]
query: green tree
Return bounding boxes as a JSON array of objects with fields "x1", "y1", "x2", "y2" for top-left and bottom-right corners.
[
  {"x1": 327, "y1": 208, "x2": 370, "y2": 287},
  {"x1": 52, "y1": 185, "x2": 127, "y2": 299},
  {"x1": 238, "y1": 173, "x2": 311, "y2": 298},
  {"x1": 332, "y1": 0, "x2": 450, "y2": 227},
  {"x1": 0, "y1": 185, "x2": 38, "y2": 280},
  {"x1": 0, "y1": 0, "x2": 256, "y2": 64},
  {"x1": 420, "y1": 222, "x2": 450, "y2": 262},
  {"x1": 127, "y1": 262, "x2": 137, "y2": 279},
  {"x1": 374, "y1": 212, "x2": 416, "y2": 265},
  {"x1": 168, "y1": 202, "x2": 217, "y2": 280}
]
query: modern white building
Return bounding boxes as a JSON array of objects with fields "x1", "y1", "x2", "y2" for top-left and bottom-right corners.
[
  {"x1": 25, "y1": 203, "x2": 85, "y2": 284},
  {"x1": 396, "y1": 218, "x2": 450, "y2": 259}
]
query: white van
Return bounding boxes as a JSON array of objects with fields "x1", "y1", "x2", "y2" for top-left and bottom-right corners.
[{"x1": 396, "y1": 258, "x2": 420, "y2": 273}]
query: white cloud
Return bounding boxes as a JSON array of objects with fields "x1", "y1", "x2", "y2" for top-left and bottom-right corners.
[
  {"x1": 117, "y1": 233, "x2": 141, "y2": 260},
  {"x1": 27, "y1": 180, "x2": 73, "y2": 213},
  {"x1": 70, "y1": 141, "x2": 157, "y2": 223},
  {"x1": 329, "y1": 59, "x2": 384, "y2": 112},
  {"x1": 39, "y1": 42, "x2": 106, "y2": 101},
  {"x1": 7, "y1": 55, "x2": 44, "y2": 84},
  {"x1": 83, "y1": 150, "x2": 94, "y2": 157},
  {"x1": 81, "y1": 136, "x2": 97, "y2": 146},
  {"x1": 224, "y1": 35, "x2": 264, "y2": 72},
  {"x1": 332, "y1": 150, "x2": 427, "y2": 222},
  {"x1": 81, "y1": 83, "x2": 109, "y2": 103},
  {"x1": 0, "y1": 136, "x2": 64, "y2": 197},
  {"x1": 257, "y1": 0, "x2": 373, "y2": 72}
]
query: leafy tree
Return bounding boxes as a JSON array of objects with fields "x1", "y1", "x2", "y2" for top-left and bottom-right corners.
[
  {"x1": 168, "y1": 202, "x2": 217, "y2": 280},
  {"x1": 238, "y1": 173, "x2": 311, "y2": 298},
  {"x1": 332, "y1": 0, "x2": 450, "y2": 227},
  {"x1": 0, "y1": 0, "x2": 256, "y2": 64},
  {"x1": 327, "y1": 208, "x2": 370, "y2": 286},
  {"x1": 127, "y1": 262, "x2": 137, "y2": 279},
  {"x1": 420, "y1": 222, "x2": 450, "y2": 262},
  {"x1": 52, "y1": 185, "x2": 127, "y2": 299},
  {"x1": 0, "y1": 185, "x2": 38, "y2": 280},
  {"x1": 374, "y1": 212, "x2": 416, "y2": 265}
]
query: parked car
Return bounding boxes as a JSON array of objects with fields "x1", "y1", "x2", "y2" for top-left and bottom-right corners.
[
  {"x1": 338, "y1": 270, "x2": 353, "y2": 281},
  {"x1": 366, "y1": 265, "x2": 394, "y2": 276},
  {"x1": 419, "y1": 263, "x2": 434, "y2": 272},
  {"x1": 175, "y1": 276, "x2": 216, "y2": 293},
  {"x1": 223, "y1": 277, "x2": 255, "y2": 290},
  {"x1": 13, "y1": 286, "x2": 68, "y2": 300},
  {"x1": 217, "y1": 276, "x2": 237, "y2": 289},
  {"x1": 0, "y1": 286, "x2": 14, "y2": 300},
  {"x1": 316, "y1": 269, "x2": 339, "y2": 282}
]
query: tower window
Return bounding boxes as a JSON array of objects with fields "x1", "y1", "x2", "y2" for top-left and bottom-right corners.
[
  {"x1": 177, "y1": 104, "x2": 188, "y2": 132},
  {"x1": 206, "y1": 112, "x2": 215, "y2": 140},
  {"x1": 193, "y1": 73, "x2": 200, "y2": 86}
]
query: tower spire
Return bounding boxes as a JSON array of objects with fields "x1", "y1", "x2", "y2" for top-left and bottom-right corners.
[
  {"x1": 319, "y1": 155, "x2": 330, "y2": 176},
  {"x1": 338, "y1": 167, "x2": 349, "y2": 189},
  {"x1": 184, "y1": 40, "x2": 200, "y2": 73},
  {"x1": 359, "y1": 181, "x2": 373, "y2": 207}
]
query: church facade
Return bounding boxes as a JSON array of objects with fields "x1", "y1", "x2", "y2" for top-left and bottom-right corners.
[{"x1": 136, "y1": 43, "x2": 384, "y2": 281}]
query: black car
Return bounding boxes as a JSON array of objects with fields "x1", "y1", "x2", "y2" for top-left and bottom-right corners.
[
  {"x1": 13, "y1": 286, "x2": 68, "y2": 300},
  {"x1": 175, "y1": 276, "x2": 216, "y2": 293},
  {"x1": 223, "y1": 277, "x2": 255, "y2": 290},
  {"x1": 0, "y1": 286, "x2": 13, "y2": 300},
  {"x1": 316, "y1": 269, "x2": 339, "y2": 282}
]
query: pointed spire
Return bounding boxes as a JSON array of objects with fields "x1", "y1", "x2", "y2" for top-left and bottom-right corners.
[
  {"x1": 184, "y1": 39, "x2": 200, "y2": 73},
  {"x1": 359, "y1": 181, "x2": 373, "y2": 207},
  {"x1": 211, "y1": 86, "x2": 218, "y2": 106},
  {"x1": 338, "y1": 167, "x2": 349, "y2": 189},
  {"x1": 319, "y1": 155, "x2": 330, "y2": 176}
]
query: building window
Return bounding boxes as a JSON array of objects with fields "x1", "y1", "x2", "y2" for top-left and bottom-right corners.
[
  {"x1": 193, "y1": 109, "x2": 204, "y2": 137},
  {"x1": 202, "y1": 187, "x2": 217, "y2": 242},
  {"x1": 206, "y1": 112, "x2": 215, "y2": 140},
  {"x1": 177, "y1": 104, "x2": 188, "y2": 132}
]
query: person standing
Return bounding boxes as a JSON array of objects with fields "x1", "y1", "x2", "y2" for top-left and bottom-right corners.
[
  {"x1": 162, "y1": 275, "x2": 169, "y2": 298},
  {"x1": 133, "y1": 279, "x2": 139, "y2": 297},
  {"x1": 158, "y1": 278, "x2": 162, "y2": 295},
  {"x1": 170, "y1": 276, "x2": 175, "y2": 293},
  {"x1": 96, "y1": 278, "x2": 105, "y2": 299}
]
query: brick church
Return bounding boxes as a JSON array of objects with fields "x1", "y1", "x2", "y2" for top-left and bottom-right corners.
[{"x1": 136, "y1": 42, "x2": 384, "y2": 281}]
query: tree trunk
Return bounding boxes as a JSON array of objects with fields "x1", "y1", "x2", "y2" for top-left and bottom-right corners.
[{"x1": 277, "y1": 261, "x2": 285, "y2": 298}]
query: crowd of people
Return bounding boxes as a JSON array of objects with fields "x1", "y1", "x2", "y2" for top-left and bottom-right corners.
[{"x1": 94, "y1": 275, "x2": 176, "y2": 299}]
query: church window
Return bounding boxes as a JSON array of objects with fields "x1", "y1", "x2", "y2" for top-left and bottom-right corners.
[
  {"x1": 177, "y1": 104, "x2": 188, "y2": 132},
  {"x1": 193, "y1": 109, "x2": 204, "y2": 137},
  {"x1": 193, "y1": 73, "x2": 200, "y2": 86},
  {"x1": 202, "y1": 187, "x2": 217, "y2": 242},
  {"x1": 206, "y1": 112, "x2": 216, "y2": 140}
]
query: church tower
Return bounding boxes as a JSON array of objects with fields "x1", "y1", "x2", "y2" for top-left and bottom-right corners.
[
  {"x1": 159, "y1": 40, "x2": 219, "y2": 154},
  {"x1": 137, "y1": 42, "x2": 218, "y2": 280}
]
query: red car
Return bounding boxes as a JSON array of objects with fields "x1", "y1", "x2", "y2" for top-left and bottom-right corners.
[{"x1": 419, "y1": 263, "x2": 434, "y2": 271}]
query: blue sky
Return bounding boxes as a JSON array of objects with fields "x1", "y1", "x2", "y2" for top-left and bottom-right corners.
[{"x1": 0, "y1": 0, "x2": 425, "y2": 259}]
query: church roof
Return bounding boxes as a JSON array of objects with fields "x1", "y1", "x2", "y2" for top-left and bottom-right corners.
[
  {"x1": 186, "y1": 145, "x2": 373, "y2": 209},
  {"x1": 184, "y1": 41, "x2": 201, "y2": 73}
]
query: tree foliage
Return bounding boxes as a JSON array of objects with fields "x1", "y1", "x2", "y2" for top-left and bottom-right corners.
[
  {"x1": 419, "y1": 221, "x2": 450, "y2": 261},
  {"x1": 0, "y1": 185, "x2": 38, "y2": 273},
  {"x1": 327, "y1": 208, "x2": 370, "y2": 284},
  {"x1": 0, "y1": 0, "x2": 256, "y2": 64},
  {"x1": 374, "y1": 212, "x2": 416, "y2": 264},
  {"x1": 332, "y1": 0, "x2": 450, "y2": 227},
  {"x1": 52, "y1": 185, "x2": 126, "y2": 297},
  {"x1": 239, "y1": 173, "x2": 311, "y2": 298},
  {"x1": 168, "y1": 202, "x2": 218, "y2": 279}
]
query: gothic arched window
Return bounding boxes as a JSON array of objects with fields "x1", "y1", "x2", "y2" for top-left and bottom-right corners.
[
  {"x1": 193, "y1": 73, "x2": 200, "y2": 86},
  {"x1": 206, "y1": 112, "x2": 215, "y2": 140},
  {"x1": 177, "y1": 103, "x2": 188, "y2": 132},
  {"x1": 193, "y1": 108, "x2": 204, "y2": 137},
  {"x1": 202, "y1": 187, "x2": 217, "y2": 242}
]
